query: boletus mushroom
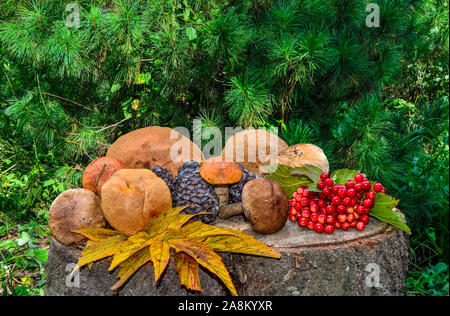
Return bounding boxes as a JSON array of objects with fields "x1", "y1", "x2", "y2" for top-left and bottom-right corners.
[
  {"x1": 49, "y1": 189, "x2": 106, "y2": 246},
  {"x1": 219, "y1": 177, "x2": 289, "y2": 234},
  {"x1": 199, "y1": 156, "x2": 242, "y2": 206},
  {"x1": 82, "y1": 156, "x2": 126, "y2": 196},
  {"x1": 100, "y1": 169, "x2": 172, "y2": 235}
]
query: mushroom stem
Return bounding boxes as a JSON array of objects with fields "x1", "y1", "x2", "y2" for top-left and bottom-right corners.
[
  {"x1": 219, "y1": 203, "x2": 244, "y2": 219},
  {"x1": 214, "y1": 185, "x2": 230, "y2": 207}
]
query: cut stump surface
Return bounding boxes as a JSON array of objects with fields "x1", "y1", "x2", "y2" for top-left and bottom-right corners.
[{"x1": 45, "y1": 216, "x2": 408, "y2": 296}]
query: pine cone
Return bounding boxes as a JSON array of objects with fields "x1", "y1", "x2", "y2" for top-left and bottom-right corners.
[
  {"x1": 229, "y1": 164, "x2": 260, "y2": 203},
  {"x1": 172, "y1": 161, "x2": 219, "y2": 223},
  {"x1": 150, "y1": 165, "x2": 175, "y2": 192}
]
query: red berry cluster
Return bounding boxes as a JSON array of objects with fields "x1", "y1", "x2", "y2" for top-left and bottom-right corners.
[{"x1": 288, "y1": 172, "x2": 386, "y2": 234}]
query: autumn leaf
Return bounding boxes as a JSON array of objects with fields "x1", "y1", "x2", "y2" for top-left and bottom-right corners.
[
  {"x1": 109, "y1": 232, "x2": 154, "y2": 271},
  {"x1": 111, "y1": 248, "x2": 152, "y2": 290},
  {"x1": 74, "y1": 207, "x2": 281, "y2": 295},
  {"x1": 169, "y1": 239, "x2": 238, "y2": 296},
  {"x1": 74, "y1": 234, "x2": 128, "y2": 271},
  {"x1": 176, "y1": 253, "x2": 202, "y2": 292},
  {"x1": 150, "y1": 240, "x2": 171, "y2": 282},
  {"x1": 73, "y1": 228, "x2": 126, "y2": 241}
]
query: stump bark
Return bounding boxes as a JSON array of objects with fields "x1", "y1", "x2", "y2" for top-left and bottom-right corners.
[{"x1": 45, "y1": 216, "x2": 409, "y2": 296}]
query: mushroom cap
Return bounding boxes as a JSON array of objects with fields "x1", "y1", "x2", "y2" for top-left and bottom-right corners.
[
  {"x1": 106, "y1": 126, "x2": 204, "y2": 176},
  {"x1": 49, "y1": 189, "x2": 106, "y2": 246},
  {"x1": 242, "y1": 178, "x2": 289, "y2": 234},
  {"x1": 199, "y1": 156, "x2": 242, "y2": 185},
  {"x1": 276, "y1": 143, "x2": 329, "y2": 173},
  {"x1": 82, "y1": 156, "x2": 126, "y2": 196},
  {"x1": 221, "y1": 129, "x2": 288, "y2": 174},
  {"x1": 100, "y1": 169, "x2": 172, "y2": 235}
]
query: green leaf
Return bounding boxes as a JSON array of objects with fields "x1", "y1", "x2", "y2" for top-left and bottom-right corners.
[
  {"x1": 330, "y1": 169, "x2": 361, "y2": 185},
  {"x1": 110, "y1": 83, "x2": 121, "y2": 93},
  {"x1": 266, "y1": 164, "x2": 316, "y2": 195},
  {"x1": 186, "y1": 27, "x2": 197, "y2": 41},
  {"x1": 370, "y1": 193, "x2": 411, "y2": 235},
  {"x1": 135, "y1": 73, "x2": 151, "y2": 85}
]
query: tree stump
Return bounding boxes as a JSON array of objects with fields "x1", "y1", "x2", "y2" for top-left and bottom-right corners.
[{"x1": 45, "y1": 217, "x2": 408, "y2": 296}]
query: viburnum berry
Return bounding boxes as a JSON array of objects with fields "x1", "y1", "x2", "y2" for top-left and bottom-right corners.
[
  {"x1": 303, "y1": 188, "x2": 311, "y2": 197},
  {"x1": 373, "y1": 182, "x2": 383, "y2": 192},
  {"x1": 361, "y1": 214, "x2": 370, "y2": 224},
  {"x1": 322, "y1": 187, "x2": 331, "y2": 196},
  {"x1": 338, "y1": 188, "x2": 347, "y2": 198},
  {"x1": 295, "y1": 212, "x2": 302, "y2": 220},
  {"x1": 297, "y1": 187, "x2": 304, "y2": 195},
  {"x1": 320, "y1": 172, "x2": 329, "y2": 181},
  {"x1": 356, "y1": 221, "x2": 365, "y2": 231},
  {"x1": 342, "y1": 197, "x2": 351, "y2": 206},
  {"x1": 346, "y1": 188, "x2": 356, "y2": 197},
  {"x1": 337, "y1": 214, "x2": 347, "y2": 223},
  {"x1": 318, "y1": 199, "x2": 326, "y2": 207},
  {"x1": 301, "y1": 209, "x2": 311, "y2": 219},
  {"x1": 310, "y1": 203, "x2": 319, "y2": 213},
  {"x1": 350, "y1": 198, "x2": 357, "y2": 206},
  {"x1": 356, "y1": 205, "x2": 366, "y2": 215},
  {"x1": 300, "y1": 197, "x2": 310, "y2": 206},
  {"x1": 294, "y1": 202, "x2": 302, "y2": 211},
  {"x1": 289, "y1": 214, "x2": 297, "y2": 222},
  {"x1": 326, "y1": 215, "x2": 335, "y2": 224},
  {"x1": 381, "y1": 188, "x2": 386, "y2": 193},
  {"x1": 337, "y1": 205, "x2": 346, "y2": 214},
  {"x1": 347, "y1": 213, "x2": 355, "y2": 223},
  {"x1": 317, "y1": 180, "x2": 326, "y2": 190},
  {"x1": 314, "y1": 223, "x2": 324, "y2": 233},
  {"x1": 346, "y1": 206, "x2": 354, "y2": 214},
  {"x1": 354, "y1": 173, "x2": 364, "y2": 182},
  {"x1": 326, "y1": 205, "x2": 335, "y2": 214},
  {"x1": 324, "y1": 225, "x2": 335, "y2": 234},
  {"x1": 341, "y1": 222, "x2": 350, "y2": 231},
  {"x1": 325, "y1": 178, "x2": 334, "y2": 187},
  {"x1": 334, "y1": 221, "x2": 342, "y2": 229},
  {"x1": 318, "y1": 214, "x2": 327, "y2": 224},
  {"x1": 366, "y1": 191, "x2": 376, "y2": 200},
  {"x1": 331, "y1": 196, "x2": 341, "y2": 205},
  {"x1": 298, "y1": 217, "x2": 308, "y2": 227},
  {"x1": 363, "y1": 198, "x2": 373, "y2": 208},
  {"x1": 354, "y1": 182, "x2": 363, "y2": 192},
  {"x1": 289, "y1": 207, "x2": 297, "y2": 216},
  {"x1": 362, "y1": 181, "x2": 372, "y2": 191},
  {"x1": 307, "y1": 221, "x2": 315, "y2": 230},
  {"x1": 289, "y1": 199, "x2": 295, "y2": 206},
  {"x1": 349, "y1": 221, "x2": 357, "y2": 228},
  {"x1": 310, "y1": 212, "x2": 319, "y2": 222},
  {"x1": 345, "y1": 180, "x2": 355, "y2": 189},
  {"x1": 319, "y1": 207, "x2": 327, "y2": 215},
  {"x1": 332, "y1": 184, "x2": 343, "y2": 194}
]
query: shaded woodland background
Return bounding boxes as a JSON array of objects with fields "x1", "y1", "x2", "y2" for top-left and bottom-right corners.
[{"x1": 0, "y1": 0, "x2": 448, "y2": 295}]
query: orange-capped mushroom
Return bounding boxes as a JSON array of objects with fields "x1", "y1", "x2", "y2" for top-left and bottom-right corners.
[
  {"x1": 200, "y1": 156, "x2": 242, "y2": 185},
  {"x1": 200, "y1": 157, "x2": 242, "y2": 206}
]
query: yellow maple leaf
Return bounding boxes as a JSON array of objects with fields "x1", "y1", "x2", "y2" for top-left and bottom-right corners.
[{"x1": 73, "y1": 207, "x2": 281, "y2": 295}]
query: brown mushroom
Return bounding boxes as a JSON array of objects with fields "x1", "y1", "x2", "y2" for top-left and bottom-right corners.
[
  {"x1": 199, "y1": 156, "x2": 242, "y2": 206},
  {"x1": 106, "y1": 126, "x2": 204, "y2": 176},
  {"x1": 100, "y1": 169, "x2": 172, "y2": 235},
  {"x1": 219, "y1": 178, "x2": 289, "y2": 234},
  {"x1": 221, "y1": 129, "x2": 288, "y2": 174},
  {"x1": 276, "y1": 143, "x2": 329, "y2": 173},
  {"x1": 49, "y1": 189, "x2": 106, "y2": 246},
  {"x1": 82, "y1": 156, "x2": 126, "y2": 196}
]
